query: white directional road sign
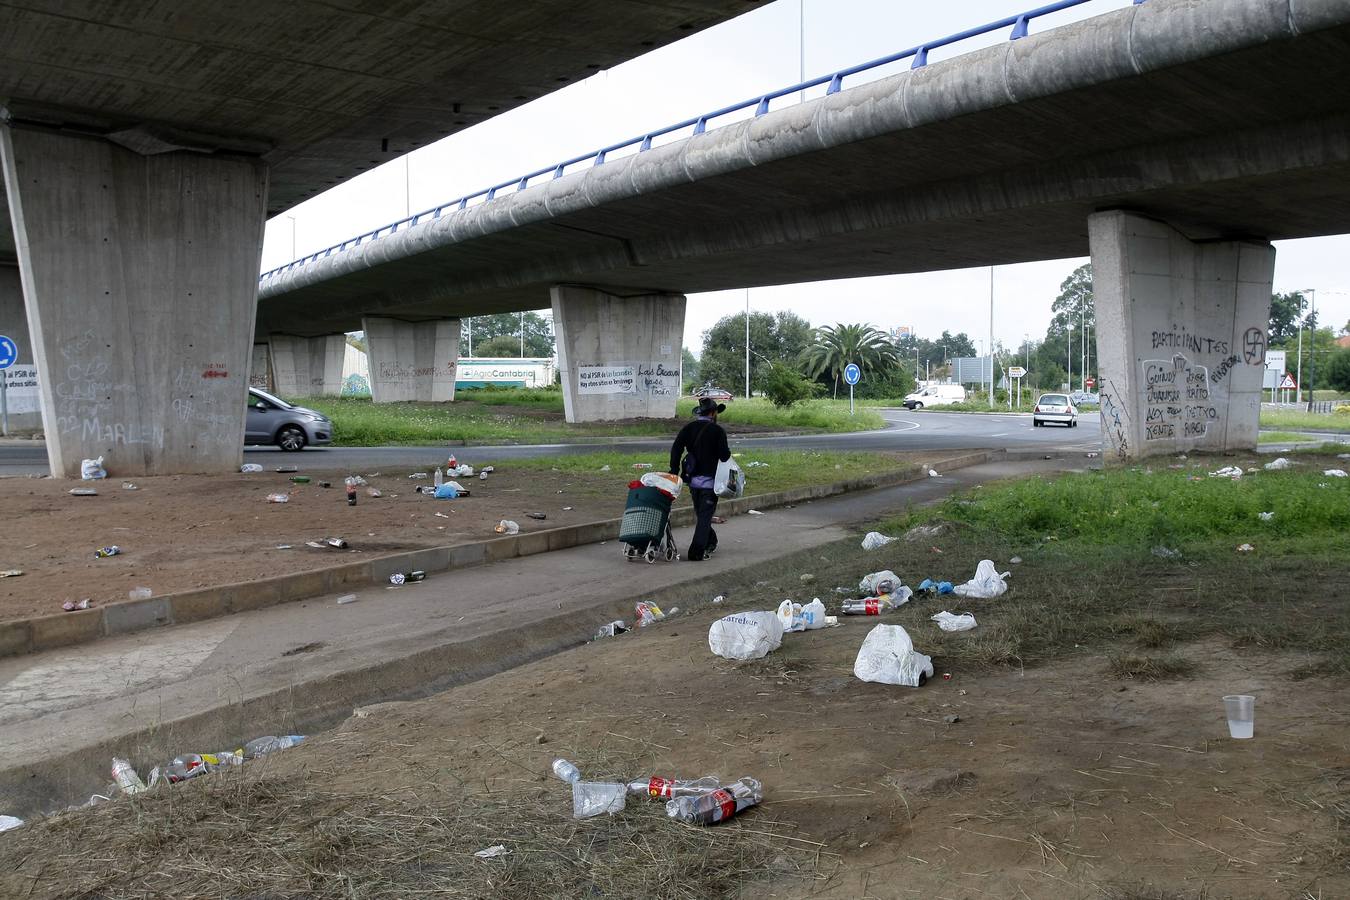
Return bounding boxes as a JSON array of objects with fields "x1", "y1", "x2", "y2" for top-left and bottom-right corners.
[
  {"x1": 0, "y1": 335, "x2": 16, "y2": 370},
  {"x1": 843, "y1": 363, "x2": 861, "y2": 385},
  {"x1": 1007, "y1": 365, "x2": 1026, "y2": 378}
]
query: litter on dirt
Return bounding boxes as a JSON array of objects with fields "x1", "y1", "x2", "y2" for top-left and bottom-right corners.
[
  {"x1": 0, "y1": 569, "x2": 23, "y2": 578},
  {"x1": 931, "y1": 611, "x2": 978, "y2": 632},
  {"x1": 474, "y1": 845, "x2": 511, "y2": 859},
  {"x1": 952, "y1": 560, "x2": 1010, "y2": 598},
  {"x1": 861, "y1": 531, "x2": 897, "y2": 550},
  {"x1": 1263, "y1": 457, "x2": 1291, "y2": 470}
]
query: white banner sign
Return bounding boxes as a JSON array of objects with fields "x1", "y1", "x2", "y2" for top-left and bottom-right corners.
[
  {"x1": 3, "y1": 366, "x2": 40, "y2": 414},
  {"x1": 577, "y1": 365, "x2": 637, "y2": 395}
]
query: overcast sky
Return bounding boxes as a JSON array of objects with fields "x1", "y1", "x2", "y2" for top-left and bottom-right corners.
[{"x1": 259, "y1": 0, "x2": 1350, "y2": 355}]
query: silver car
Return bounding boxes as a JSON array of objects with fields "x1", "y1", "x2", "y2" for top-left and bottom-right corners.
[
  {"x1": 1033, "y1": 392, "x2": 1078, "y2": 427},
  {"x1": 245, "y1": 388, "x2": 333, "y2": 450}
]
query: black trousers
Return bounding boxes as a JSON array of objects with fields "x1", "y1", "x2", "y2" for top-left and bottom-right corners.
[{"x1": 687, "y1": 487, "x2": 719, "y2": 560}]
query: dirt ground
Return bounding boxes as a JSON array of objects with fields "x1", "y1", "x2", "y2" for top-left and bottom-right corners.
[
  {"x1": 0, "y1": 461, "x2": 625, "y2": 622},
  {"x1": 4, "y1": 599, "x2": 1345, "y2": 899}
]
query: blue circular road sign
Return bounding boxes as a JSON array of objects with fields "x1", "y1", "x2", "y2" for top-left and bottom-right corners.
[
  {"x1": 843, "y1": 363, "x2": 861, "y2": 386},
  {"x1": 0, "y1": 335, "x2": 17, "y2": 370}
]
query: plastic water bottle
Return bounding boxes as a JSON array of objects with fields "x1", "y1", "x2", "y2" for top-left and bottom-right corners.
[
  {"x1": 665, "y1": 776, "x2": 762, "y2": 825},
  {"x1": 243, "y1": 735, "x2": 305, "y2": 758},
  {"x1": 111, "y1": 758, "x2": 146, "y2": 795},
  {"x1": 628, "y1": 775, "x2": 720, "y2": 799},
  {"x1": 434, "y1": 468, "x2": 443, "y2": 488},
  {"x1": 552, "y1": 758, "x2": 582, "y2": 784}
]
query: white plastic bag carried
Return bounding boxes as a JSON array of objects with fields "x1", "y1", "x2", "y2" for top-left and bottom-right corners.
[
  {"x1": 640, "y1": 471, "x2": 682, "y2": 499},
  {"x1": 853, "y1": 624, "x2": 933, "y2": 687},
  {"x1": 709, "y1": 610, "x2": 783, "y2": 660},
  {"x1": 931, "y1": 611, "x2": 978, "y2": 632},
  {"x1": 860, "y1": 532, "x2": 896, "y2": 551},
  {"x1": 714, "y1": 458, "x2": 745, "y2": 498},
  {"x1": 952, "y1": 560, "x2": 1010, "y2": 599},
  {"x1": 81, "y1": 456, "x2": 107, "y2": 480},
  {"x1": 860, "y1": 570, "x2": 901, "y2": 596}
]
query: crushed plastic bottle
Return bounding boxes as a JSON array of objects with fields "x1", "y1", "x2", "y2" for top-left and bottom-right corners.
[
  {"x1": 242, "y1": 735, "x2": 305, "y2": 759},
  {"x1": 551, "y1": 758, "x2": 582, "y2": 784},
  {"x1": 573, "y1": 781, "x2": 626, "y2": 818},
  {"x1": 111, "y1": 758, "x2": 147, "y2": 795},
  {"x1": 666, "y1": 776, "x2": 762, "y2": 825},
  {"x1": 629, "y1": 775, "x2": 720, "y2": 799}
]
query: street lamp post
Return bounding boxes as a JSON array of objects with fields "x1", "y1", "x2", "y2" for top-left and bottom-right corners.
[
  {"x1": 744, "y1": 288, "x2": 751, "y2": 400},
  {"x1": 1305, "y1": 288, "x2": 1318, "y2": 411}
]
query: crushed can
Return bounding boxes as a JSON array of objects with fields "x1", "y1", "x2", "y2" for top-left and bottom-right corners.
[{"x1": 94, "y1": 546, "x2": 121, "y2": 559}]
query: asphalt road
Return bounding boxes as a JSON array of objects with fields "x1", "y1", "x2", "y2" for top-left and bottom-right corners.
[{"x1": 0, "y1": 409, "x2": 1101, "y2": 476}]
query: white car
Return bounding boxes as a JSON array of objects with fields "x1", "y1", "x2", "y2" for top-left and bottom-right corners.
[
  {"x1": 1033, "y1": 393, "x2": 1078, "y2": 427},
  {"x1": 902, "y1": 384, "x2": 966, "y2": 409}
]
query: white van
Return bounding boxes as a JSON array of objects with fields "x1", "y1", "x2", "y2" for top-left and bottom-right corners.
[{"x1": 902, "y1": 384, "x2": 966, "y2": 409}]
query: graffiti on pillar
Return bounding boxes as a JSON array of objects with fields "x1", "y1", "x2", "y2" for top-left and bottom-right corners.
[
  {"x1": 577, "y1": 365, "x2": 637, "y2": 394},
  {"x1": 638, "y1": 363, "x2": 680, "y2": 397},
  {"x1": 1098, "y1": 381, "x2": 1130, "y2": 462},
  {"x1": 342, "y1": 373, "x2": 371, "y2": 396},
  {"x1": 51, "y1": 332, "x2": 156, "y2": 447},
  {"x1": 1242, "y1": 327, "x2": 1266, "y2": 365},
  {"x1": 1141, "y1": 354, "x2": 1217, "y2": 442}
]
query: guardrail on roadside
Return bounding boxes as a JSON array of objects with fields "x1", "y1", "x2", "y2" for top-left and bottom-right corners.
[{"x1": 259, "y1": 0, "x2": 1148, "y2": 283}]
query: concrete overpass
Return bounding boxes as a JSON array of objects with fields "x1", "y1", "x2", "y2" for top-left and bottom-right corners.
[
  {"x1": 0, "y1": 0, "x2": 757, "y2": 472},
  {"x1": 253, "y1": 0, "x2": 1350, "y2": 458}
]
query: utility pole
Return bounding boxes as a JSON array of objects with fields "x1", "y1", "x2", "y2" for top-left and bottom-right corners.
[
  {"x1": 988, "y1": 266, "x2": 995, "y2": 409},
  {"x1": 1306, "y1": 288, "x2": 1318, "y2": 410},
  {"x1": 744, "y1": 288, "x2": 751, "y2": 400},
  {"x1": 520, "y1": 311, "x2": 526, "y2": 358},
  {"x1": 286, "y1": 215, "x2": 296, "y2": 260},
  {"x1": 467, "y1": 319, "x2": 473, "y2": 357}
]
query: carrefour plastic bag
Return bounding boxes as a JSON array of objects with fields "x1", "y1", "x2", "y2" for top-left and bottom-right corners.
[
  {"x1": 709, "y1": 610, "x2": 783, "y2": 660},
  {"x1": 952, "y1": 560, "x2": 1010, "y2": 599},
  {"x1": 853, "y1": 624, "x2": 933, "y2": 687},
  {"x1": 714, "y1": 458, "x2": 745, "y2": 498}
]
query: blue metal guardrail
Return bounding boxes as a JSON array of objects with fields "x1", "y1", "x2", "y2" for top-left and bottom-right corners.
[{"x1": 260, "y1": 0, "x2": 1147, "y2": 281}]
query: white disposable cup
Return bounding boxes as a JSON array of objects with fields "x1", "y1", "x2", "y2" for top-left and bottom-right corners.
[{"x1": 1223, "y1": 694, "x2": 1255, "y2": 739}]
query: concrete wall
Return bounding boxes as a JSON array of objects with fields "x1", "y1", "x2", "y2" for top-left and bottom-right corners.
[
  {"x1": 268, "y1": 334, "x2": 344, "y2": 397},
  {"x1": 551, "y1": 285, "x2": 683, "y2": 422},
  {"x1": 1091, "y1": 211, "x2": 1274, "y2": 462},
  {"x1": 362, "y1": 317, "x2": 459, "y2": 403},
  {"x1": 0, "y1": 264, "x2": 41, "y2": 431},
  {"x1": 250, "y1": 343, "x2": 273, "y2": 391},
  {"x1": 0, "y1": 125, "x2": 267, "y2": 476}
]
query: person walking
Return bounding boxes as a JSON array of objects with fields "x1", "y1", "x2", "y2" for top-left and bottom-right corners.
[{"x1": 669, "y1": 397, "x2": 731, "y2": 561}]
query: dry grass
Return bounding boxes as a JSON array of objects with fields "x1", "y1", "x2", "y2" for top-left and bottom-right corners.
[
  {"x1": 1107, "y1": 653, "x2": 1197, "y2": 682},
  {"x1": 0, "y1": 763, "x2": 814, "y2": 900}
]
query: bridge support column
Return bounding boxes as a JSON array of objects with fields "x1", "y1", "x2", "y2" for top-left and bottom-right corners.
[
  {"x1": 250, "y1": 342, "x2": 273, "y2": 391},
  {"x1": 1090, "y1": 211, "x2": 1274, "y2": 462},
  {"x1": 0, "y1": 264, "x2": 42, "y2": 431},
  {"x1": 0, "y1": 123, "x2": 268, "y2": 476},
  {"x1": 362, "y1": 316, "x2": 459, "y2": 403},
  {"x1": 550, "y1": 285, "x2": 685, "y2": 422},
  {"x1": 268, "y1": 334, "x2": 345, "y2": 397}
]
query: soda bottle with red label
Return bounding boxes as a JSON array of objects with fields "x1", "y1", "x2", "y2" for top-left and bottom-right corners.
[
  {"x1": 841, "y1": 598, "x2": 887, "y2": 615},
  {"x1": 628, "y1": 775, "x2": 720, "y2": 799},
  {"x1": 665, "y1": 777, "x2": 762, "y2": 825}
]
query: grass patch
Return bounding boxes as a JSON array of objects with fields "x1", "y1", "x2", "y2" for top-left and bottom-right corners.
[
  {"x1": 1260, "y1": 430, "x2": 1324, "y2": 443},
  {"x1": 294, "y1": 395, "x2": 883, "y2": 445},
  {"x1": 1107, "y1": 653, "x2": 1197, "y2": 681},
  {"x1": 1260, "y1": 408, "x2": 1350, "y2": 433}
]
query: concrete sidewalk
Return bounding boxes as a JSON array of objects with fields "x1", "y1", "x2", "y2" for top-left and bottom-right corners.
[{"x1": 0, "y1": 455, "x2": 1083, "y2": 815}]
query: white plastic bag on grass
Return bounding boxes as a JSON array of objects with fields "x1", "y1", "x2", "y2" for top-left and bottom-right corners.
[
  {"x1": 860, "y1": 570, "x2": 901, "y2": 596},
  {"x1": 861, "y1": 532, "x2": 896, "y2": 551},
  {"x1": 709, "y1": 611, "x2": 783, "y2": 660},
  {"x1": 1323, "y1": 469, "x2": 1347, "y2": 478},
  {"x1": 931, "y1": 611, "x2": 978, "y2": 632},
  {"x1": 1263, "y1": 457, "x2": 1291, "y2": 471},
  {"x1": 853, "y1": 624, "x2": 933, "y2": 687},
  {"x1": 81, "y1": 456, "x2": 107, "y2": 480},
  {"x1": 952, "y1": 560, "x2": 1010, "y2": 599}
]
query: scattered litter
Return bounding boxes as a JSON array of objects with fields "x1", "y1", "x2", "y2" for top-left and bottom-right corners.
[
  {"x1": 930, "y1": 546, "x2": 944, "y2": 555},
  {"x1": 68, "y1": 488, "x2": 97, "y2": 496},
  {"x1": 482, "y1": 466, "x2": 495, "y2": 474},
  {"x1": 1323, "y1": 469, "x2": 1347, "y2": 478},
  {"x1": 94, "y1": 545, "x2": 121, "y2": 559},
  {"x1": 904, "y1": 523, "x2": 950, "y2": 542},
  {"x1": 276, "y1": 465, "x2": 298, "y2": 474},
  {"x1": 434, "y1": 512, "x2": 451, "y2": 519},
  {"x1": 861, "y1": 531, "x2": 897, "y2": 550},
  {"x1": 474, "y1": 845, "x2": 511, "y2": 860},
  {"x1": 595, "y1": 620, "x2": 627, "y2": 639},
  {"x1": 527, "y1": 512, "x2": 548, "y2": 520},
  {"x1": 111, "y1": 758, "x2": 147, "y2": 795},
  {"x1": 747, "y1": 509, "x2": 764, "y2": 516},
  {"x1": 1263, "y1": 457, "x2": 1291, "y2": 471},
  {"x1": 632, "y1": 462, "x2": 653, "y2": 470},
  {"x1": 1009, "y1": 556, "x2": 1022, "y2": 564},
  {"x1": 62, "y1": 598, "x2": 93, "y2": 612},
  {"x1": 917, "y1": 579, "x2": 954, "y2": 596},
  {"x1": 853, "y1": 624, "x2": 933, "y2": 687},
  {"x1": 1151, "y1": 546, "x2": 1181, "y2": 560},
  {"x1": 952, "y1": 560, "x2": 1010, "y2": 598},
  {"x1": 635, "y1": 601, "x2": 667, "y2": 627},
  {"x1": 1339, "y1": 453, "x2": 1350, "y2": 460},
  {"x1": 148, "y1": 751, "x2": 243, "y2": 787},
  {"x1": 336, "y1": 594, "x2": 358, "y2": 605},
  {"x1": 0, "y1": 570, "x2": 22, "y2": 578},
  {"x1": 1086, "y1": 451, "x2": 1099, "y2": 458},
  {"x1": 306, "y1": 537, "x2": 349, "y2": 550},
  {"x1": 860, "y1": 570, "x2": 901, "y2": 596},
  {"x1": 745, "y1": 461, "x2": 769, "y2": 468},
  {"x1": 275, "y1": 544, "x2": 292, "y2": 550},
  {"x1": 265, "y1": 493, "x2": 289, "y2": 503},
  {"x1": 1259, "y1": 511, "x2": 1274, "y2": 522},
  {"x1": 841, "y1": 597, "x2": 894, "y2": 616},
  {"x1": 480, "y1": 471, "x2": 488, "y2": 481},
  {"x1": 240, "y1": 464, "x2": 263, "y2": 473},
  {"x1": 434, "y1": 483, "x2": 458, "y2": 499},
  {"x1": 932, "y1": 611, "x2": 978, "y2": 632},
  {"x1": 81, "y1": 456, "x2": 107, "y2": 480},
  {"x1": 799, "y1": 573, "x2": 815, "y2": 584},
  {"x1": 709, "y1": 610, "x2": 784, "y2": 660},
  {"x1": 409, "y1": 472, "x2": 429, "y2": 479},
  {"x1": 943, "y1": 714, "x2": 961, "y2": 725},
  {"x1": 600, "y1": 465, "x2": 611, "y2": 472},
  {"x1": 495, "y1": 519, "x2": 520, "y2": 535},
  {"x1": 121, "y1": 482, "x2": 138, "y2": 491},
  {"x1": 366, "y1": 488, "x2": 382, "y2": 498},
  {"x1": 290, "y1": 476, "x2": 311, "y2": 485},
  {"x1": 711, "y1": 515, "x2": 727, "y2": 524},
  {"x1": 711, "y1": 595, "x2": 725, "y2": 604},
  {"x1": 1236, "y1": 543, "x2": 1255, "y2": 553},
  {"x1": 0, "y1": 815, "x2": 23, "y2": 832},
  {"x1": 1209, "y1": 466, "x2": 1244, "y2": 479},
  {"x1": 128, "y1": 587, "x2": 152, "y2": 601},
  {"x1": 552, "y1": 758, "x2": 582, "y2": 783},
  {"x1": 667, "y1": 777, "x2": 762, "y2": 825},
  {"x1": 389, "y1": 571, "x2": 426, "y2": 586},
  {"x1": 562, "y1": 506, "x2": 574, "y2": 511},
  {"x1": 927, "y1": 468, "x2": 939, "y2": 477},
  {"x1": 630, "y1": 775, "x2": 721, "y2": 799},
  {"x1": 776, "y1": 597, "x2": 827, "y2": 631},
  {"x1": 573, "y1": 781, "x2": 626, "y2": 818}
]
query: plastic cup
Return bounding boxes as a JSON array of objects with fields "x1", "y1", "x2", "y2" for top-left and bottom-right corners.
[{"x1": 1223, "y1": 694, "x2": 1255, "y2": 739}]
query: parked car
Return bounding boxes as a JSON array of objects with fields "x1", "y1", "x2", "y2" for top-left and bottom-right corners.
[
  {"x1": 1070, "y1": 390, "x2": 1099, "y2": 406},
  {"x1": 1033, "y1": 392, "x2": 1078, "y2": 427},
  {"x1": 693, "y1": 385, "x2": 734, "y2": 402},
  {"x1": 245, "y1": 388, "x2": 333, "y2": 450},
  {"x1": 902, "y1": 384, "x2": 966, "y2": 410}
]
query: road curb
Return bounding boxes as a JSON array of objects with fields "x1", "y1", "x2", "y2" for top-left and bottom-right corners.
[{"x1": 0, "y1": 450, "x2": 995, "y2": 659}]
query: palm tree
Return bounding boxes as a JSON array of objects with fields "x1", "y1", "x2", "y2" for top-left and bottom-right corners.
[{"x1": 801, "y1": 323, "x2": 902, "y2": 398}]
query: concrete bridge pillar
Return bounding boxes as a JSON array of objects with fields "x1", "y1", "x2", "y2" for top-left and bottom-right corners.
[
  {"x1": 550, "y1": 284, "x2": 685, "y2": 422},
  {"x1": 249, "y1": 342, "x2": 273, "y2": 392},
  {"x1": 1090, "y1": 211, "x2": 1274, "y2": 462},
  {"x1": 267, "y1": 334, "x2": 345, "y2": 397},
  {"x1": 0, "y1": 264, "x2": 42, "y2": 432},
  {"x1": 0, "y1": 123, "x2": 268, "y2": 476},
  {"x1": 362, "y1": 316, "x2": 459, "y2": 403}
]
